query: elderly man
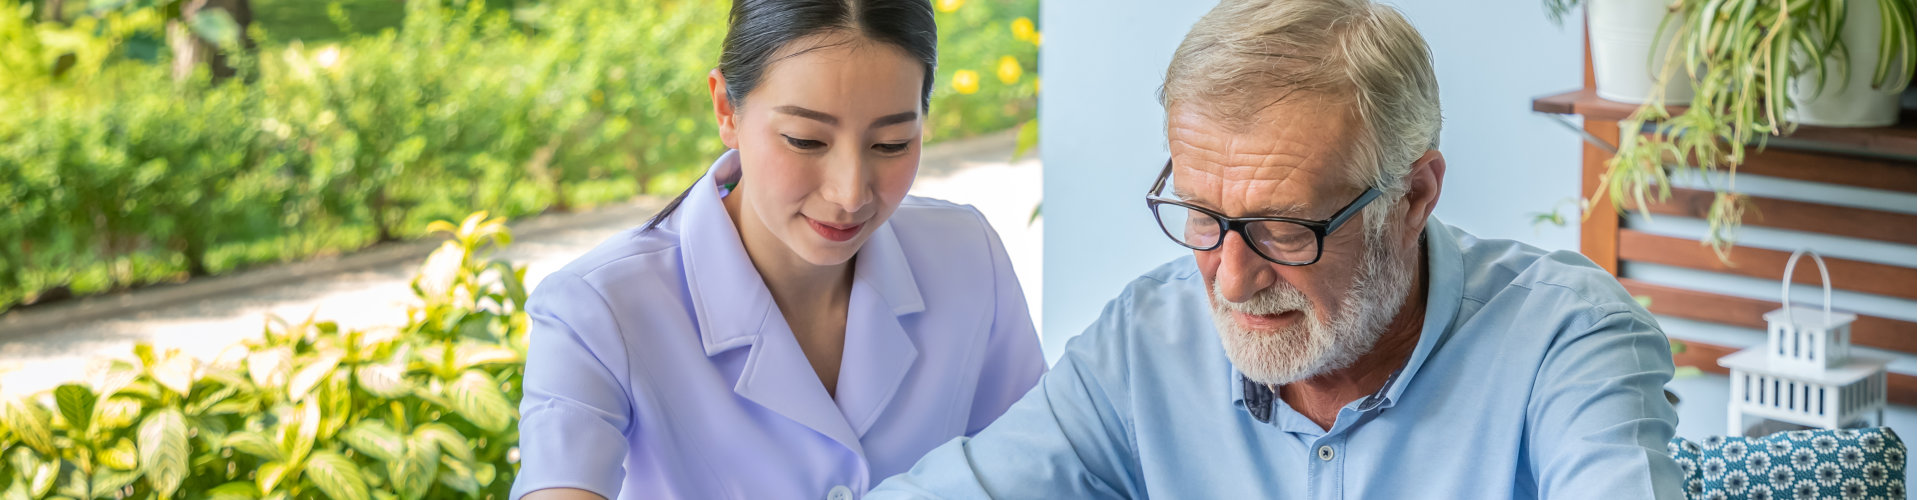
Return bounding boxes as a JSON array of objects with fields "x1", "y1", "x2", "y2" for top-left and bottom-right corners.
[{"x1": 868, "y1": 0, "x2": 1684, "y2": 498}]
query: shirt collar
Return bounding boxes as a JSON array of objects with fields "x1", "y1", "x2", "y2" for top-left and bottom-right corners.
[
  {"x1": 675, "y1": 150, "x2": 928, "y2": 453},
  {"x1": 1230, "y1": 216, "x2": 1466, "y2": 413}
]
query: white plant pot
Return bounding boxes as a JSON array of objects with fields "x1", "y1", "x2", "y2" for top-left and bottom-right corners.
[
  {"x1": 1588, "y1": 0, "x2": 1694, "y2": 105},
  {"x1": 1786, "y1": 0, "x2": 1904, "y2": 128}
]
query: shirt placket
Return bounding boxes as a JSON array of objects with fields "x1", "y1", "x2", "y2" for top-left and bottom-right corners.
[{"x1": 1308, "y1": 433, "x2": 1346, "y2": 500}]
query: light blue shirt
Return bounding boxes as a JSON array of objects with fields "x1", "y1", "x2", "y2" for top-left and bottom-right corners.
[
  {"x1": 509, "y1": 151, "x2": 1045, "y2": 500},
  {"x1": 870, "y1": 219, "x2": 1685, "y2": 499}
]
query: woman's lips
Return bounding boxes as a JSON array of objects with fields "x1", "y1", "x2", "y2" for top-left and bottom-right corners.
[{"x1": 807, "y1": 217, "x2": 862, "y2": 242}]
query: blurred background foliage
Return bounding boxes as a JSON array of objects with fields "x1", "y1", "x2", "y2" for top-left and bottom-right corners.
[{"x1": 0, "y1": 0, "x2": 1039, "y2": 314}]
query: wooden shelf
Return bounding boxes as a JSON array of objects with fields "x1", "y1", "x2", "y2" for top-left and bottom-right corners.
[
  {"x1": 1620, "y1": 279, "x2": 1916, "y2": 354},
  {"x1": 1618, "y1": 230, "x2": 1916, "y2": 299},
  {"x1": 1532, "y1": 88, "x2": 1917, "y2": 158},
  {"x1": 1629, "y1": 188, "x2": 1917, "y2": 244}
]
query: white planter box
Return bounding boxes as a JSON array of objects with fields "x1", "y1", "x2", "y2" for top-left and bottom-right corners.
[
  {"x1": 1588, "y1": 0, "x2": 1694, "y2": 104},
  {"x1": 1786, "y1": 0, "x2": 1905, "y2": 127}
]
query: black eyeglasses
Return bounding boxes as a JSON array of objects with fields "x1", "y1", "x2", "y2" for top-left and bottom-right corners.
[{"x1": 1145, "y1": 159, "x2": 1382, "y2": 266}]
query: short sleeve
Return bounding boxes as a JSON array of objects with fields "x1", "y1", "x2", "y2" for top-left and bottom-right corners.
[
  {"x1": 509, "y1": 272, "x2": 635, "y2": 500},
  {"x1": 966, "y1": 208, "x2": 1047, "y2": 434}
]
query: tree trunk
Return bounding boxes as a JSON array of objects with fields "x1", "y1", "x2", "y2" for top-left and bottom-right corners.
[{"x1": 168, "y1": 0, "x2": 257, "y2": 83}]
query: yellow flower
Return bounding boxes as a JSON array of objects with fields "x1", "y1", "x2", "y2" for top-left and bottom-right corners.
[
  {"x1": 996, "y1": 56, "x2": 1022, "y2": 85},
  {"x1": 936, "y1": 0, "x2": 964, "y2": 13},
  {"x1": 1011, "y1": 17, "x2": 1037, "y2": 43},
  {"x1": 951, "y1": 69, "x2": 980, "y2": 95}
]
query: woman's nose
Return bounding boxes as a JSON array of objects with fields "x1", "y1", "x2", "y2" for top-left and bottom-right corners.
[{"x1": 819, "y1": 152, "x2": 875, "y2": 214}]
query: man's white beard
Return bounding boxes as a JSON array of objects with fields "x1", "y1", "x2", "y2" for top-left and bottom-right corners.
[{"x1": 1212, "y1": 224, "x2": 1417, "y2": 386}]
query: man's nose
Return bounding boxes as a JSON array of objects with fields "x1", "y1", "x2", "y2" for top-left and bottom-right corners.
[{"x1": 1212, "y1": 231, "x2": 1276, "y2": 303}]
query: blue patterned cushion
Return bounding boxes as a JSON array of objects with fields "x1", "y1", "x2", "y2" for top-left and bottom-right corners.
[{"x1": 1669, "y1": 427, "x2": 1907, "y2": 500}]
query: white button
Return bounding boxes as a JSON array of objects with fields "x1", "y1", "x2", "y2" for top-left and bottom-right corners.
[
  {"x1": 1317, "y1": 445, "x2": 1336, "y2": 461},
  {"x1": 827, "y1": 485, "x2": 853, "y2": 500}
]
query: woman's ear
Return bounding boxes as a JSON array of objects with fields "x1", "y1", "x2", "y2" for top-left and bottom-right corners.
[{"x1": 709, "y1": 69, "x2": 740, "y2": 150}]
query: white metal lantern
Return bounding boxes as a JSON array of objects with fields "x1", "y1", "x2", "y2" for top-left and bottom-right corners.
[
  {"x1": 1721, "y1": 248, "x2": 1885, "y2": 435},
  {"x1": 1761, "y1": 249, "x2": 1855, "y2": 372}
]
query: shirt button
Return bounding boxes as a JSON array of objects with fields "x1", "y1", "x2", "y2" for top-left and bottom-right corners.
[
  {"x1": 1317, "y1": 445, "x2": 1336, "y2": 461},
  {"x1": 827, "y1": 485, "x2": 853, "y2": 500}
]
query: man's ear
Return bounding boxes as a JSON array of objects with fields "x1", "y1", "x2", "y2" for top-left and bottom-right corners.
[
  {"x1": 1396, "y1": 150, "x2": 1446, "y2": 247},
  {"x1": 709, "y1": 69, "x2": 740, "y2": 150}
]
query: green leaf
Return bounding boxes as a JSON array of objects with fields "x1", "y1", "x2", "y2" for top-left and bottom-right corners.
[
  {"x1": 318, "y1": 379, "x2": 352, "y2": 441},
  {"x1": 222, "y1": 432, "x2": 283, "y2": 462},
  {"x1": 3, "y1": 400, "x2": 56, "y2": 457},
  {"x1": 474, "y1": 462, "x2": 496, "y2": 490},
  {"x1": 454, "y1": 314, "x2": 498, "y2": 343},
  {"x1": 435, "y1": 456, "x2": 479, "y2": 495},
  {"x1": 453, "y1": 343, "x2": 520, "y2": 371},
  {"x1": 206, "y1": 481, "x2": 261, "y2": 500},
  {"x1": 88, "y1": 468, "x2": 141, "y2": 498},
  {"x1": 305, "y1": 451, "x2": 370, "y2": 500},
  {"x1": 248, "y1": 347, "x2": 293, "y2": 391},
  {"x1": 338, "y1": 422, "x2": 404, "y2": 464},
  {"x1": 1011, "y1": 118, "x2": 1038, "y2": 161},
  {"x1": 205, "y1": 396, "x2": 259, "y2": 417},
  {"x1": 490, "y1": 261, "x2": 528, "y2": 309},
  {"x1": 446, "y1": 370, "x2": 515, "y2": 433},
  {"x1": 388, "y1": 436, "x2": 438, "y2": 500},
  {"x1": 150, "y1": 353, "x2": 197, "y2": 399},
  {"x1": 11, "y1": 448, "x2": 58, "y2": 498},
  {"x1": 57, "y1": 466, "x2": 89, "y2": 499},
  {"x1": 255, "y1": 461, "x2": 291, "y2": 496},
  {"x1": 186, "y1": 383, "x2": 242, "y2": 417},
  {"x1": 354, "y1": 361, "x2": 415, "y2": 400},
  {"x1": 279, "y1": 400, "x2": 321, "y2": 467},
  {"x1": 135, "y1": 408, "x2": 188, "y2": 498},
  {"x1": 410, "y1": 424, "x2": 471, "y2": 464},
  {"x1": 82, "y1": 361, "x2": 138, "y2": 404},
  {"x1": 187, "y1": 8, "x2": 242, "y2": 48},
  {"x1": 52, "y1": 385, "x2": 95, "y2": 436},
  {"x1": 98, "y1": 438, "x2": 138, "y2": 471},
  {"x1": 3, "y1": 477, "x2": 30, "y2": 500},
  {"x1": 132, "y1": 344, "x2": 157, "y2": 370},
  {"x1": 286, "y1": 352, "x2": 342, "y2": 402}
]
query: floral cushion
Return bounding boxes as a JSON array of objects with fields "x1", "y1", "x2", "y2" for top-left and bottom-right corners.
[{"x1": 1669, "y1": 427, "x2": 1907, "y2": 500}]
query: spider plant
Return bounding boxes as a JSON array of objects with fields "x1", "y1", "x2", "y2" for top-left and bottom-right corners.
[{"x1": 1588, "y1": 0, "x2": 1915, "y2": 262}]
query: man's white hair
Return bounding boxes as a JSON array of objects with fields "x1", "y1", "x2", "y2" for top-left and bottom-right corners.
[{"x1": 1159, "y1": 0, "x2": 1442, "y2": 232}]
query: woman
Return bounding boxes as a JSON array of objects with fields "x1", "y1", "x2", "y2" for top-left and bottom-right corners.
[{"x1": 508, "y1": 1, "x2": 1045, "y2": 499}]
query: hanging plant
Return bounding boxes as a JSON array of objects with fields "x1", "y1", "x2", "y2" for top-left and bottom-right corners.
[{"x1": 1588, "y1": 0, "x2": 1916, "y2": 262}]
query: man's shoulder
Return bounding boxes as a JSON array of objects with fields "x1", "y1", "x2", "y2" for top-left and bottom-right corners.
[
  {"x1": 1446, "y1": 225, "x2": 1650, "y2": 328},
  {"x1": 1078, "y1": 256, "x2": 1217, "y2": 351}
]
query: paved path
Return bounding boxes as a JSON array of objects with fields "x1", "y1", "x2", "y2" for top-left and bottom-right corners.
[{"x1": 0, "y1": 130, "x2": 1041, "y2": 397}]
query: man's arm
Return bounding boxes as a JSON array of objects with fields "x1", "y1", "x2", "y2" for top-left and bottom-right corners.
[{"x1": 1526, "y1": 305, "x2": 1686, "y2": 499}]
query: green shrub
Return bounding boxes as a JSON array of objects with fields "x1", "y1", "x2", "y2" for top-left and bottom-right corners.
[
  {"x1": 0, "y1": 0, "x2": 1038, "y2": 313},
  {"x1": 0, "y1": 212, "x2": 529, "y2": 499}
]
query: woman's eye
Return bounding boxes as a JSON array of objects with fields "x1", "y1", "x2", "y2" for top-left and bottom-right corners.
[
  {"x1": 783, "y1": 135, "x2": 825, "y2": 150},
  {"x1": 872, "y1": 142, "x2": 910, "y2": 153}
]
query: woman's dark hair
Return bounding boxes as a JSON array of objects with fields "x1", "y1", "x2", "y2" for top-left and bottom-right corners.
[{"x1": 642, "y1": 0, "x2": 938, "y2": 232}]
